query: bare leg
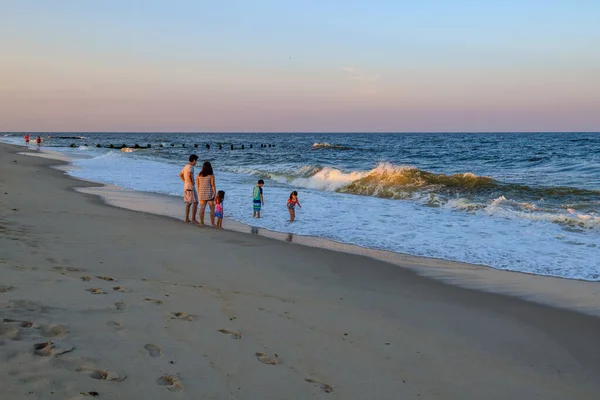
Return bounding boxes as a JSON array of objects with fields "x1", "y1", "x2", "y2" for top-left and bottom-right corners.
[
  {"x1": 199, "y1": 201, "x2": 207, "y2": 225},
  {"x1": 185, "y1": 204, "x2": 191, "y2": 223},
  {"x1": 257, "y1": 210, "x2": 261, "y2": 218},
  {"x1": 208, "y1": 201, "x2": 216, "y2": 227},
  {"x1": 191, "y1": 203, "x2": 198, "y2": 223},
  {"x1": 288, "y1": 208, "x2": 295, "y2": 222}
]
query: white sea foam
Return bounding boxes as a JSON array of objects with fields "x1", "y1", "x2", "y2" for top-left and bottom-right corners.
[{"x1": 286, "y1": 167, "x2": 369, "y2": 191}]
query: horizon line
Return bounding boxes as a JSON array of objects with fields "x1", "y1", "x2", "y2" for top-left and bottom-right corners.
[{"x1": 4, "y1": 131, "x2": 600, "y2": 134}]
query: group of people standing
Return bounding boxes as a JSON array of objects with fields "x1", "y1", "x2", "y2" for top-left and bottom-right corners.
[
  {"x1": 179, "y1": 154, "x2": 302, "y2": 227},
  {"x1": 24, "y1": 134, "x2": 42, "y2": 146},
  {"x1": 179, "y1": 154, "x2": 224, "y2": 227}
]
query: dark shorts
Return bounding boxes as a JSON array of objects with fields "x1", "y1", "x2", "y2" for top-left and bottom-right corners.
[{"x1": 253, "y1": 200, "x2": 261, "y2": 212}]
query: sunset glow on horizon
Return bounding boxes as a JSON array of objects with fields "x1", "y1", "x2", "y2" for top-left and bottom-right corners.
[{"x1": 1, "y1": 0, "x2": 599, "y2": 132}]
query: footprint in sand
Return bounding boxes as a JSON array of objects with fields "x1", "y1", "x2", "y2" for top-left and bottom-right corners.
[
  {"x1": 80, "y1": 276, "x2": 92, "y2": 282},
  {"x1": 3, "y1": 318, "x2": 34, "y2": 328},
  {"x1": 114, "y1": 301, "x2": 127, "y2": 311},
  {"x1": 33, "y1": 341, "x2": 75, "y2": 357},
  {"x1": 144, "y1": 344, "x2": 162, "y2": 357},
  {"x1": 217, "y1": 329, "x2": 242, "y2": 339},
  {"x1": 171, "y1": 312, "x2": 194, "y2": 321},
  {"x1": 0, "y1": 285, "x2": 14, "y2": 293},
  {"x1": 255, "y1": 352, "x2": 278, "y2": 365},
  {"x1": 112, "y1": 286, "x2": 127, "y2": 292},
  {"x1": 144, "y1": 298, "x2": 163, "y2": 305},
  {"x1": 88, "y1": 369, "x2": 127, "y2": 382},
  {"x1": 156, "y1": 374, "x2": 184, "y2": 392},
  {"x1": 305, "y1": 378, "x2": 334, "y2": 393},
  {"x1": 96, "y1": 276, "x2": 116, "y2": 282},
  {"x1": 86, "y1": 288, "x2": 106, "y2": 295}
]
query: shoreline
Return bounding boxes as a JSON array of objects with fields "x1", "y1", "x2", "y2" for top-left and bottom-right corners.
[
  {"x1": 10, "y1": 142, "x2": 600, "y2": 318},
  {"x1": 2, "y1": 141, "x2": 600, "y2": 399}
]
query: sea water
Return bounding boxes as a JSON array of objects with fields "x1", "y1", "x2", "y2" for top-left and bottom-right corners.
[{"x1": 3, "y1": 132, "x2": 599, "y2": 280}]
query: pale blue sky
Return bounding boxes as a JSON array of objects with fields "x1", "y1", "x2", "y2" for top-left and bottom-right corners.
[{"x1": 1, "y1": 0, "x2": 599, "y2": 131}]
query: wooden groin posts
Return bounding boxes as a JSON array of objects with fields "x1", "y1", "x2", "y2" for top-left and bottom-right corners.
[{"x1": 66, "y1": 142, "x2": 275, "y2": 150}]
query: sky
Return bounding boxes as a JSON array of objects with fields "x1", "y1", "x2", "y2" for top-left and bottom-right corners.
[{"x1": 1, "y1": 0, "x2": 599, "y2": 132}]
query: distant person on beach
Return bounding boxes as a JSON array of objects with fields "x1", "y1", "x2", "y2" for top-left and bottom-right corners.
[
  {"x1": 253, "y1": 179, "x2": 265, "y2": 218},
  {"x1": 215, "y1": 190, "x2": 225, "y2": 229},
  {"x1": 24, "y1": 134, "x2": 29, "y2": 144},
  {"x1": 179, "y1": 154, "x2": 199, "y2": 223},
  {"x1": 287, "y1": 191, "x2": 302, "y2": 222},
  {"x1": 196, "y1": 161, "x2": 217, "y2": 227},
  {"x1": 36, "y1": 136, "x2": 41, "y2": 146}
]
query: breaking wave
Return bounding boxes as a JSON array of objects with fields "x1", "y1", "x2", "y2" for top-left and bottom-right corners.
[
  {"x1": 231, "y1": 162, "x2": 600, "y2": 202},
  {"x1": 262, "y1": 162, "x2": 497, "y2": 196},
  {"x1": 338, "y1": 163, "x2": 496, "y2": 198}
]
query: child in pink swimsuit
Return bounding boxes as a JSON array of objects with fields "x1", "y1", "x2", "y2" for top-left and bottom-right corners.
[
  {"x1": 287, "y1": 191, "x2": 301, "y2": 222},
  {"x1": 215, "y1": 190, "x2": 225, "y2": 228}
]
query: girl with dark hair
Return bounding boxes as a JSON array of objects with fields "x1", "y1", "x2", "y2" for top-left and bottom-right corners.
[
  {"x1": 196, "y1": 161, "x2": 217, "y2": 226},
  {"x1": 215, "y1": 190, "x2": 225, "y2": 229},
  {"x1": 287, "y1": 191, "x2": 302, "y2": 222}
]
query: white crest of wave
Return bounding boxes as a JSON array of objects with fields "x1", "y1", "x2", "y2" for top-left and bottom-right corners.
[
  {"x1": 312, "y1": 142, "x2": 331, "y2": 148},
  {"x1": 284, "y1": 162, "x2": 415, "y2": 192},
  {"x1": 289, "y1": 167, "x2": 368, "y2": 191}
]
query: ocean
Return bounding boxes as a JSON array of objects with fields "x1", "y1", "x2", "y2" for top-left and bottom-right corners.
[{"x1": 3, "y1": 132, "x2": 599, "y2": 281}]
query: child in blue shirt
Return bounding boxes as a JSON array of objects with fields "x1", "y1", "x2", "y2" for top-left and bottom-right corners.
[{"x1": 253, "y1": 180, "x2": 264, "y2": 218}]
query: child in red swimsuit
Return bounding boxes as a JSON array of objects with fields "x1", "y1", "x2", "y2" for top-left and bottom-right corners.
[{"x1": 287, "y1": 191, "x2": 301, "y2": 222}]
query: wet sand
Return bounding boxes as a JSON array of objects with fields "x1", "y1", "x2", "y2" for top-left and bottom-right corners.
[{"x1": 2, "y1": 142, "x2": 600, "y2": 399}]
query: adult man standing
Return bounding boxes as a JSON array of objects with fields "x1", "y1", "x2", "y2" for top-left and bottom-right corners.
[{"x1": 179, "y1": 154, "x2": 199, "y2": 223}]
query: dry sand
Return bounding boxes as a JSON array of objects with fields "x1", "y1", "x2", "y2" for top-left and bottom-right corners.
[{"x1": 1, "y1": 142, "x2": 600, "y2": 399}]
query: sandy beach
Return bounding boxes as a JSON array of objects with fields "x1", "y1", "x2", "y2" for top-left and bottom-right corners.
[{"x1": 2, "y1": 141, "x2": 600, "y2": 400}]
